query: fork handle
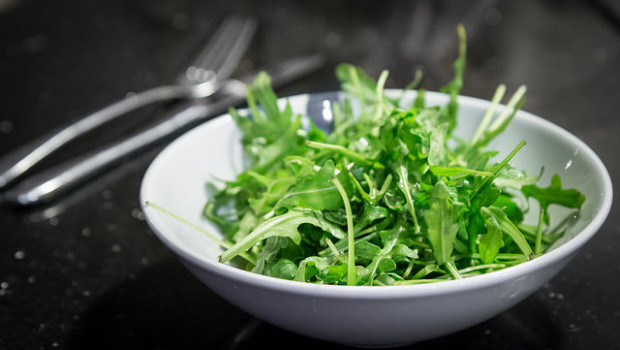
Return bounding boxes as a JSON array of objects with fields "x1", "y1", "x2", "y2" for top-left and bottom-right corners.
[{"x1": 0, "y1": 85, "x2": 189, "y2": 190}]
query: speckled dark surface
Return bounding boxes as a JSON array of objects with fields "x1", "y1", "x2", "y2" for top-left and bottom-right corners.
[{"x1": 1, "y1": 0, "x2": 619, "y2": 349}]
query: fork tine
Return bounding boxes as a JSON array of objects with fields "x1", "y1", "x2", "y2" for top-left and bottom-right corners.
[
  {"x1": 179, "y1": 16, "x2": 258, "y2": 84},
  {"x1": 183, "y1": 17, "x2": 243, "y2": 75},
  {"x1": 207, "y1": 16, "x2": 258, "y2": 80}
]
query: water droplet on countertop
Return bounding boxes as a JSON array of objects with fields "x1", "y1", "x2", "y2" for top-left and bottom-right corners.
[
  {"x1": 171, "y1": 12, "x2": 190, "y2": 30},
  {"x1": 101, "y1": 189, "x2": 114, "y2": 200},
  {"x1": 485, "y1": 8, "x2": 502, "y2": 26},
  {"x1": 325, "y1": 32, "x2": 342, "y2": 48},
  {"x1": 0, "y1": 120, "x2": 13, "y2": 134},
  {"x1": 131, "y1": 208, "x2": 145, "y2": 221},
  {"x1": 81, "y1": 227, "x2": 92, "y2": 237},
  {"x1": 14, "y1": 250, "x2": 25, "y2": 259},
  {"x1": 111, "y1": 244, "x2": 122, "y2": 253}
]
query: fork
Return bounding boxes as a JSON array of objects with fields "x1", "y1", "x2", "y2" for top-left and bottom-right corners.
[
  {"x1": 0, "y1": 16, "x2": 257, "y2": 190},
  {"x1": 2, "y1": 53, "x2": 326, "y2": 206}
]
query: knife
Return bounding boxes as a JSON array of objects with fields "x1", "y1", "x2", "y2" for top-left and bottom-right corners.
[{"x1": 2, "y1": 53, "x2": 325, "y2": 206}]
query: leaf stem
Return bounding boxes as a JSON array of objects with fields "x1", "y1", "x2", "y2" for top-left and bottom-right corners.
[
  {"x1": 489, "y1": 85, "x2": 527, "y2": 131},
  {"x1": 473, "y1": 140, "x2": 526, "y2": 197},
  {"x1": 458, "y1": 263, "x2": 506, "y2": 274},
  {"x1": 493, "y1": 140, "x2": 527, "y2": 177},
  {"x1": 397, "y1": 165, "x2": 421, "y2": 233},
  {"x1": 374, "y1": 70, "x2": 389, "y2": 120},
  {"x1": 534, "y1": 207, "x2": 545, "y2": 255},
  {"x1": 325, "y1": 238, "x2": 347, "y2": 264},
  {"x1": 145, "y1": 201, "x2": 256, "y2": 265},
  {"x1": 332, "y1": 175, "x2": 357, "y2": 286},
  {"x1": 445, "y1": 260, "x2": 463, "y2": 279},
  {"x1": 472, "y1": 84, "x2": 506, "y2": 143},
  {"x1": 403, "y1": 260, "x2": 415, "y2": 278},
  {"x1": 306, "y1": 140, "x2": 382, "y2": 168}
]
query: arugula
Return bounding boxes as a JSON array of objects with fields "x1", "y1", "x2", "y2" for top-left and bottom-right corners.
[
  {"x1": 522, "y1": 174, "x2": 585, "y2": 254},
  {"x1": 198, "y1": 25, "x2": 586, "y2": 285}
]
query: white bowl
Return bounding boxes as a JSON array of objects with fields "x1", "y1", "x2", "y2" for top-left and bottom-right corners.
[{"x1": 140, "y1": 91, "x2": 612, "y2": 347}]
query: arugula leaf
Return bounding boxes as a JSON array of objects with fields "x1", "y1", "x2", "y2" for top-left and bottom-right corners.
[
  {"x1": 425, "y1": 181, "x2": 459, "y2": 266},
  {"x1": 481, "y1": 206, "x2": 533, "y2": 259},
  {"x1": 479, "y1": 215, "x2": 505, "y2": 264},
  {"x1": 219, "y1": 209, "x2": 344, "y2": 263},
  {"x1": 522, "y1": 174, "x2": 585, "y2": 212},
  {"x1": 276, "y1": 160, "x2": 347, "y2": 211},
  {"x1": 438, "y1": 24, "x2": 467, "y2": 133},
  {"x1": 268, "y1": 258, "x2": 298, "y2": 280}
]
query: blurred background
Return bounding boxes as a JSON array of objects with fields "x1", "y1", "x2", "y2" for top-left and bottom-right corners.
[{"x1": 0, "y1": 0, "x2": 619, "y2": 349}]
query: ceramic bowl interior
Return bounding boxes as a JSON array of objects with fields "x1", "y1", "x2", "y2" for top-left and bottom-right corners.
[{"x1": 140, "y1": 91, "x2": 612, "y2": 347}]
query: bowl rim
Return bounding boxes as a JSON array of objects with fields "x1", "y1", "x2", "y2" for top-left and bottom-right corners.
[{"x1": 140, "y1": 90, "x2": 613, "y2": 298}]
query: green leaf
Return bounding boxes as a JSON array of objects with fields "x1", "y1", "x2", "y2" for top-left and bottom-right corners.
[
  {"x1": 425, "y1": 181, "x2": 459, "y2": 265},
  {"x1": 219, "y1": 210, "x2": 344, "y2": 263},
  {"x1": 481, "y1": 206, "x2": 533, "y2": 259},
  {"x1": 378, "y1": 257, "x2": 397, "y2": 272},
  {"x1": 335, "y1": 63, "x2": 378, "y2": 102},
  {"x1": 466, "y1": 183, "x2": 499, "y2": 252},
  {"x1": 267, "y1": 258, "x2": 298, "y2": 280},
  {"x1": 277, "y1": 160, "x2": 346, "y2": 211},
  {"x1": 295, "y1": 256, "x2": 330, "y2": 282},
  {"x1": 493, "y1": 166, "x2": 539, "y2": 189},
  {"x1": 479, "y1": 215, "x2": 505, "y2": 264},
  {"x1": 438, "y1": 24, "x2": 467, "y2": 133},
  {"x1": 323, "y1": 263, "x2": 349, "y2": 284},
  {"x1": 353, "y1": 202, "x2": 390, "y2": 234},
  {"x1": 389, "y1": 244, "x2": 419, "y2": 263},
  {"x1": 414, "y1": 89, "x2": 426, "y2": 110},
  {"x1": 430, "y1": 165, "x2": 493, "y2": 177},
  {"x1": 428, "y1": 123, "x2": 450, "y2": 166},
  {"x1": 474, "y1": 86, "x2": 527, "y2": 147},
  {"x1": 395, "y1": 163, "x2": 421, "y2": 233},
  {"x1": 253, "y1": 237, "x2": 290, "y2": 274},
  {"x1": 364, "y1": 228, "x2": 405, "y2": 285},
  {"x1": 522, "y1": 174, "x2": 585, "y2": 211},
  {"x1": 492, "y1": 194, "x2": 524, "y2": 223},
  {"x1": 354, "y1": 241, "x2": 381, "y2": 265}
]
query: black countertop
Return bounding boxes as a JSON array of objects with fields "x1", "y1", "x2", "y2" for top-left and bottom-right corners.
[{"x1": 1, "y1": 0, "x2": 619, "y2": 349}]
